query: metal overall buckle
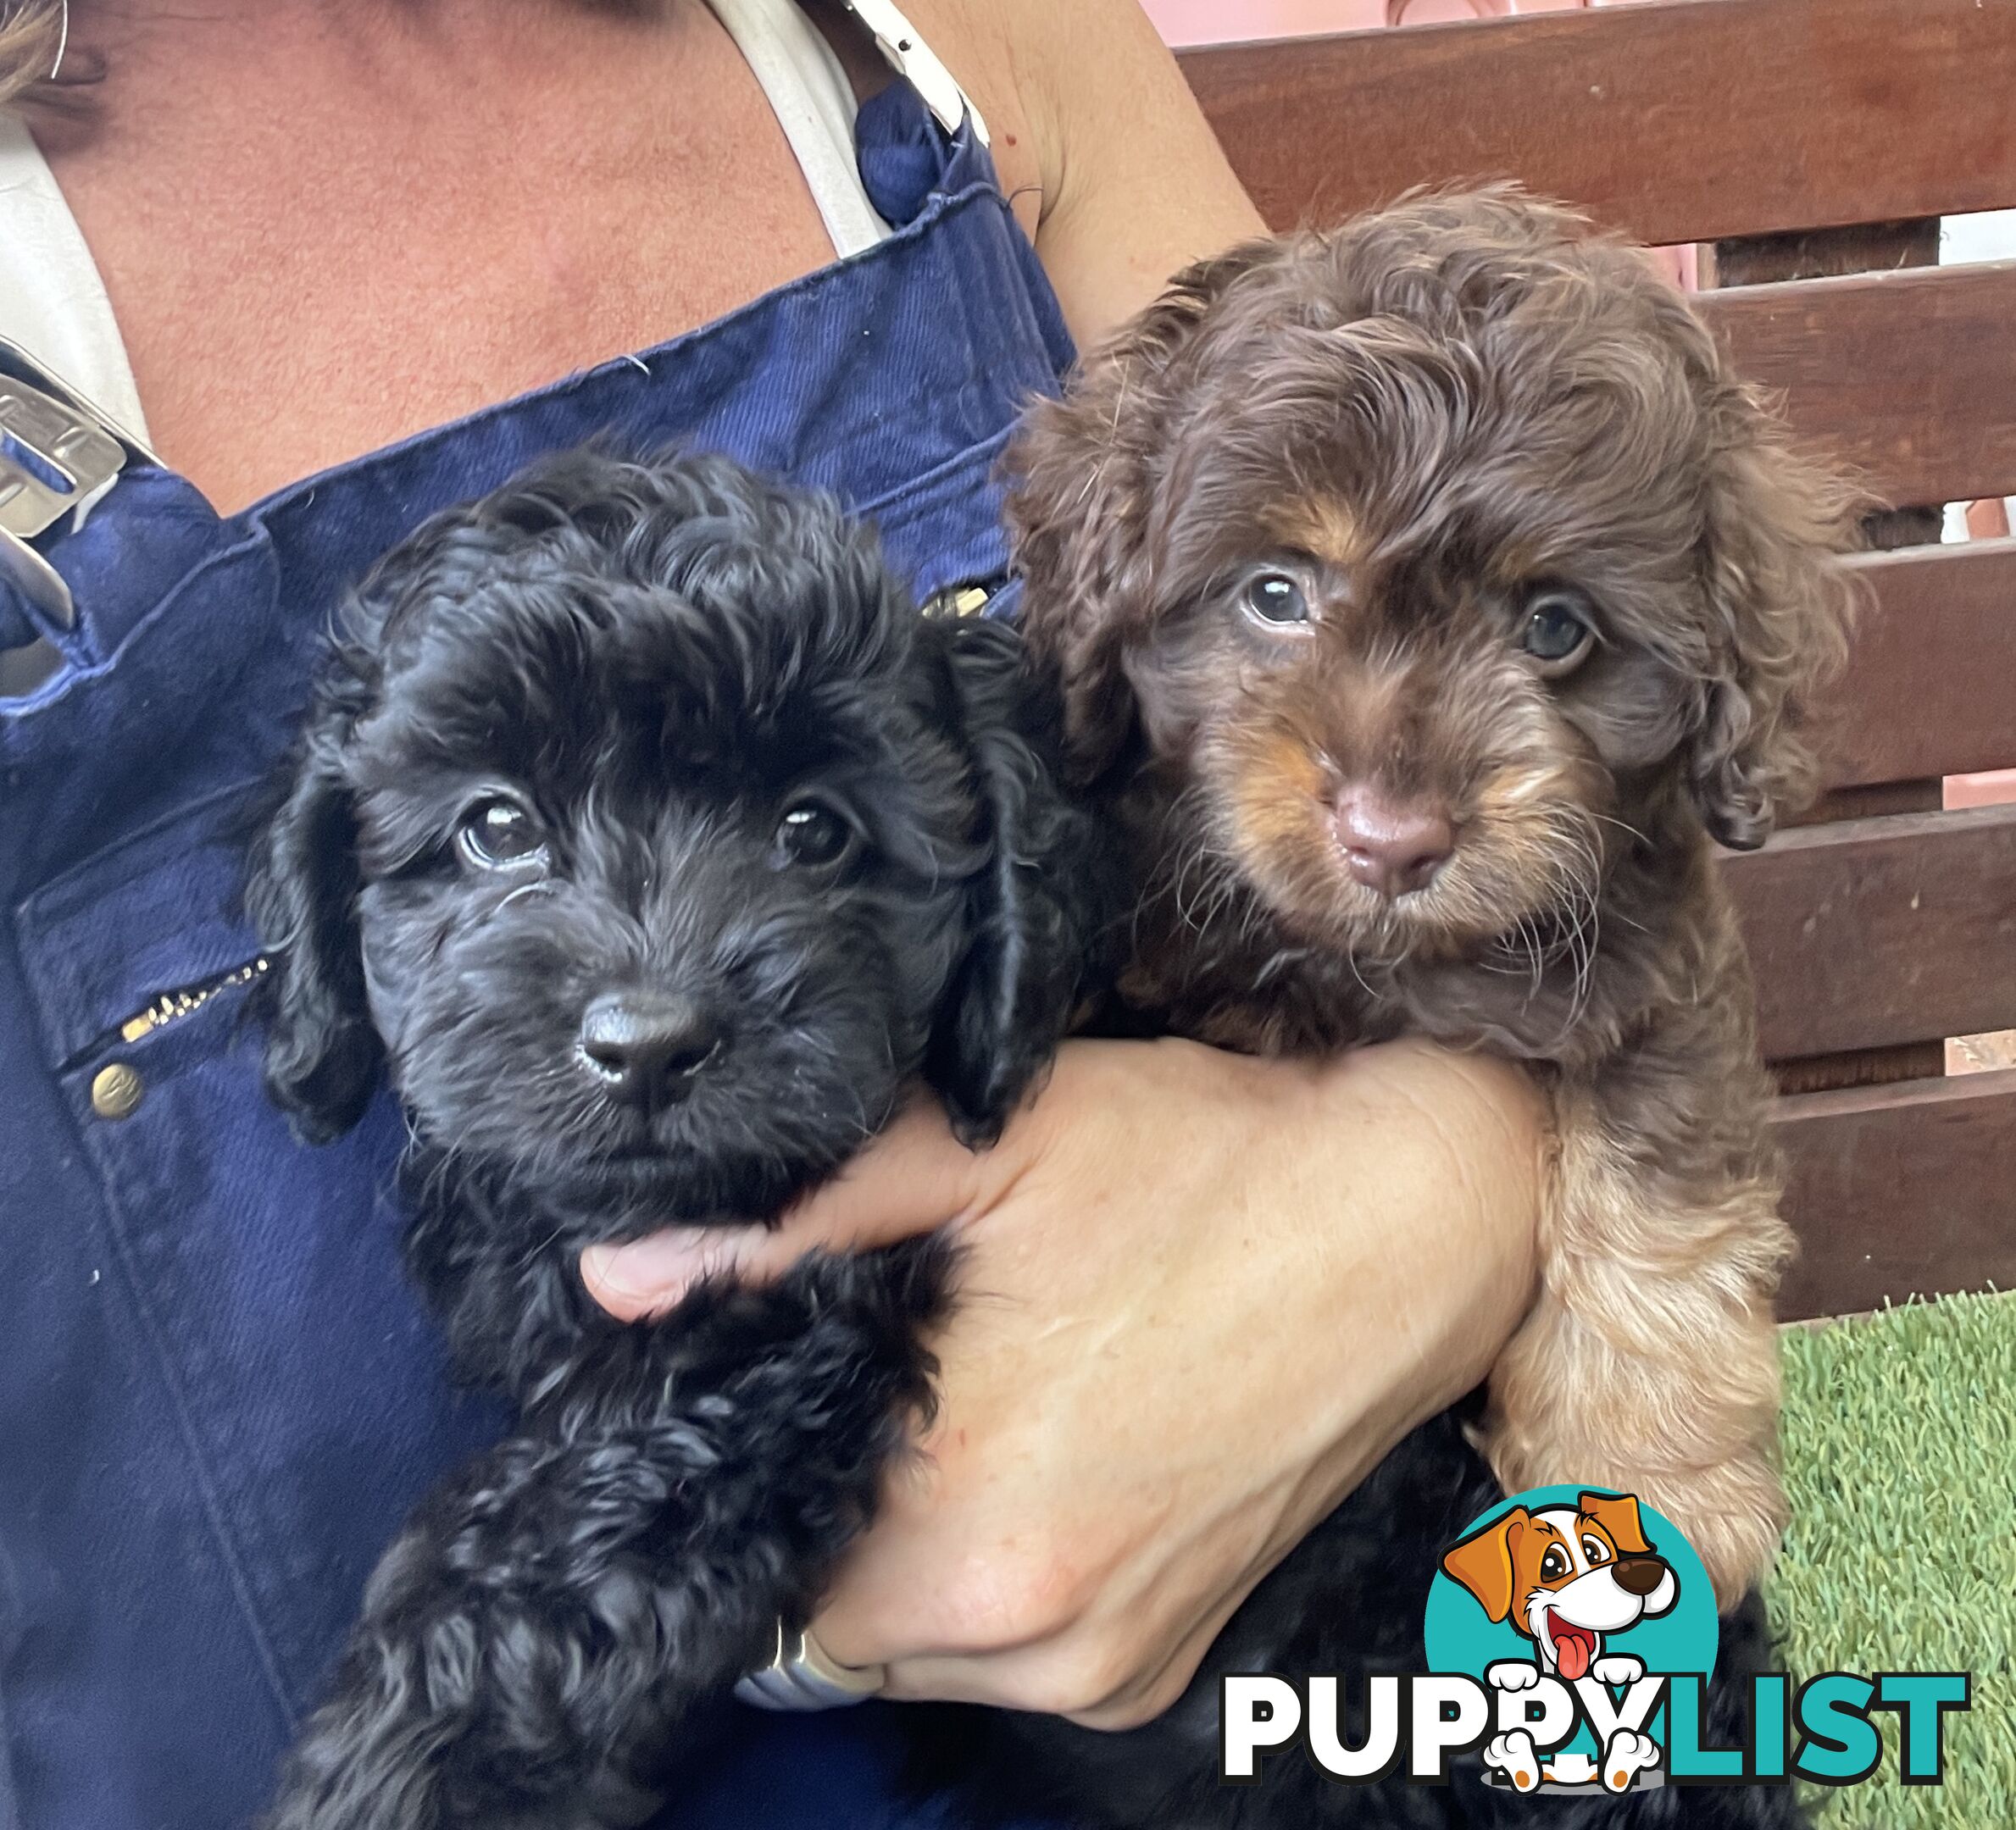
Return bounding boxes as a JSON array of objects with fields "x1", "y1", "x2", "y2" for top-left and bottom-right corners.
[
  {"x1": 844, "y1": 0, "x2": 991, "y2": 147},
  {"x1": 0, "y1": 337, "x2": 148, "y2": 632}
]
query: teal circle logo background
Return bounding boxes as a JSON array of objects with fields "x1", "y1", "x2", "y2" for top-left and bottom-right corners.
[{"x1": 1423, "y1": 1486, "x2": 1719, "y2": 1755}]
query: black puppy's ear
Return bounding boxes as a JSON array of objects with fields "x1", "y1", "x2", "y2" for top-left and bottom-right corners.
[
  {"x1": 244, "y1": 668, "x2": 381, "y2": 1142},
  {"x1": 924, "y1": 618, "x2": 1115, "y2": 1146},
  {"x1": 1689, "y1": 378, "x2": 1861, "y2": 850},
  {"x1": 1006, "y1": 240, "x2": 1280, "y2": 784}
]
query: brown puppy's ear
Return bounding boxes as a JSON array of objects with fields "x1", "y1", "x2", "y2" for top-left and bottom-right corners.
[
  {"x1": 1005, "y1": 241, "x2": 1280, "y2": 783},
  {"x1": 1441, "y1": 1506, "x2": 1530, "y2": 1623},
  {"x1": 1578, "y1": 1491, "x2": 1654, "y2": 1558},
  {"x1": 1689, "y1": 378, "x2": 1861, "y2": 851},
  {"x1": 920, "y1": 616, "x2": 1119, "y2": 1147}
]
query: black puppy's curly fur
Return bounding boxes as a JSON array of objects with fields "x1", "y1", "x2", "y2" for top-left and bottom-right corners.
[{"x1": 245, "y1": 451, "x2": 1110, "y2": 1830}]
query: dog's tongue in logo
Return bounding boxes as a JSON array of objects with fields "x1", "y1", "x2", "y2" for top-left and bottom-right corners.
[{"x1": 1546, "y1": 1611, "x2": 1597, "y2": 1681}]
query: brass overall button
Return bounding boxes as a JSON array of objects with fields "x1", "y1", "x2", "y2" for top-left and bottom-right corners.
[{"x1": 91, "y1": 1062, "x2": 144, "y2": 1120}]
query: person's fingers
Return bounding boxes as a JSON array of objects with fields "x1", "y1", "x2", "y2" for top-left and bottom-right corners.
[
  {"x1": 818, "y1": 1498, "x2": 1281, "y2": 1722},
  {"x1": 834, "y1": 1585, "x2": 1236, "y2": 1722},
  {"x1": 579, "y1": 1230, "x2": 763, "y2": 1322},
  {"x1": 580, "y1": 1095, "x2": 993, "y2": 1318},
  {"x1": 1057, "y1": 1594, "x2": 1247, "y2": 1730},
  {"x1": 775, "y1": 1095, "x2": 1000, "y2": 1241},
  {"x1": 808, "y1": 1483, "x2": 1225, "y2": 1720}
]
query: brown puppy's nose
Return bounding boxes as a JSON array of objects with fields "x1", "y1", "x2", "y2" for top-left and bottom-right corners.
[
  {"x1": 1613, "y1": 1556, "x2": 1669, "y2": 1597},
  {"x1": 1332, "y1": 786, "x2": 1454, "y2": 898},
  {"x1": 579, "y1": 991, "x2": 723, "y2": 1111}
]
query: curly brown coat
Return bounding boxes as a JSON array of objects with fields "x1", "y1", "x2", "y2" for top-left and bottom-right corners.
[{"x1": 1007, "y1": 186, "x2": 1860, "y2": 1603}]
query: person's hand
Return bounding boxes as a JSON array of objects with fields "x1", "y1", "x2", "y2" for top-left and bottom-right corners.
[{"x1": 581, "y1": 1036, "x2": 1543, "y2": 1729}]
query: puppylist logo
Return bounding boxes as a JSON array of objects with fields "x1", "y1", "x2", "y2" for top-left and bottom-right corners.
[
  {"x1": 1434, "y1": 1486, "x2": 1696, "y2": 1792},
  {"x1": 1221, "y1": 1486, "x2": 1971, "y2": 1795}
]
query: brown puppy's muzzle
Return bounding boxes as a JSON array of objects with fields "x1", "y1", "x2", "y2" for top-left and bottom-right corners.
[
  {"x1": 1613, "y1": 1556, "x2": 1670, "y2": 1598},
  {"x1": 1330, "y1": 784, "x2": 1455, "y2": 899}
]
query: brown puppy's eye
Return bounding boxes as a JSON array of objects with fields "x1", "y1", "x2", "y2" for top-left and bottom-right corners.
[
  {"x1": 1519, "y1": 589, "x2": 1597, "y2": 674},
  {"x1": 458, "y1": 797, "x2": 547, "y2": 872},
  {"x1": 775, "y1": 801, "x2": 854, "y2": 868},
  {"x1": 1540, "y1": 1545, "x2": 1570, "y2": 1581},
  {"x1": 1582, "y1": 1535, "x2": 1612, "y2": 1565},
  {"x1": 1241, "y1": 572, "x2": 1311, "y2": 628}
]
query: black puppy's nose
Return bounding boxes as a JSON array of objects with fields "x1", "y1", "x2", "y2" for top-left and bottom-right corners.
[{"x1": 578, "y1": 991, "x2": 723, "y2": 1108}]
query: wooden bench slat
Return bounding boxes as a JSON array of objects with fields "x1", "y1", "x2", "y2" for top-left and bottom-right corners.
[
  {"x1": 1698, "y1": 262, "x2": 2016, "y2": 510},
  {"x1": 1823, "y1": 540, "x2": 2016, "y2": 790},
  {"x1": 1775, "y1": 1068, "x2": 2016, "y2": 1321},
  {"x1": 1726, "y1": 803, "x2": 2016, "y2": 1062},
  {"x1": 1180, "y1": 0, "x2": 2016, "y2": 248}
]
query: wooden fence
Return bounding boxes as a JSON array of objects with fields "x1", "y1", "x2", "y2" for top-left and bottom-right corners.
[{"x1": 1180, "y1": 0, "x2": 2016, "y2": 1317}]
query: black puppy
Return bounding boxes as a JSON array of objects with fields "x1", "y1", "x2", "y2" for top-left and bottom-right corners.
[{"x1": 246, "y1": 451, "x2": 1108, "y2": 1830}]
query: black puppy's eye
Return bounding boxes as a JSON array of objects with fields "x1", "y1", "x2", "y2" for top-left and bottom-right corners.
[
  {"x1": 457, "y1": 797, "x2": 547, "y2": 872},
  {"x1": 1241, "y1": 571, "x2": 1311, "y2": 629},
  {"x1": 775, "y1": 800, "x2": 854, "y2": 868},
  {"x1": 1519, "y1": 589, "x2": 1597, "y2": 675}
]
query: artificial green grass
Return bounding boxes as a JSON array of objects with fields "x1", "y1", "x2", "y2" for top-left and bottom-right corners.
[{"x1": 1769, "y1": 1288, "x2": 2016, "y2": 1825}]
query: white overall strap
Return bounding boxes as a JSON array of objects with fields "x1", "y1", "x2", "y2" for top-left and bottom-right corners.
[
  {"x1": 705, "y1": 0, "x2": 891, "y2": 261},
  {"x1": 0, "y1": 112, "x2": 151, "y2": 444},
  {"x1": 841, "y1": 0, "x2": 987, "y2": 148}
]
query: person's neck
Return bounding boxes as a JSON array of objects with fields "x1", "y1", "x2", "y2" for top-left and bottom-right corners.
[
  {"x1": 58, "y1": 0, "x2": 680, "y2": 137},
  {"x1": 33, "y1": 0, "x2": 848, "y2": 510}
]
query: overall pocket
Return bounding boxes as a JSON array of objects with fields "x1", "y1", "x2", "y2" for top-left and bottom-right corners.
[{"x1": 14, "y1": 783, "x2": 503, "y2": 1716}]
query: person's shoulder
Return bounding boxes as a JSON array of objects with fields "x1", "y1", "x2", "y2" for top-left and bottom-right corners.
[
  {"x1": 884, "y1": 0, "x2": 1209, "y2": 215},
  {"x1": 891, "y1": 0, "x2": 1264, "y2": 342},
  {"x1": 869, "y1": 0, "x2": 1065, "y2": 232}
]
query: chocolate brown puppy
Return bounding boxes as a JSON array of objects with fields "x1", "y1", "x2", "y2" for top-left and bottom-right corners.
[{"x1": 1007, "y1": 187, "x2": 1857, "y2": 1605}]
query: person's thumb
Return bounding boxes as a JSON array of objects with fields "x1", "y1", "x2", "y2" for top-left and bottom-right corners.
[{"x1": 580, "y1": 1095, "x2": 989, "y2": 1319}]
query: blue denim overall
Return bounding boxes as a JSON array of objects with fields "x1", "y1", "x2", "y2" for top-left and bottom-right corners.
[{"x1": 0, "y1": 80, "x2": 1070, "y2": 1830}]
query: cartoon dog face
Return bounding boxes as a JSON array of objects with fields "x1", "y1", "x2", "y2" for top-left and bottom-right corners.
[{"x1": 1441, "y1": 1492, "x2": 1677, "y2": 1681}]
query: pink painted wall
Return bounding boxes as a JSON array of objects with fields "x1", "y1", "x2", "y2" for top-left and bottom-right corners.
[
  {"x1": 1143, "y1": 1, "x2": 1386, "y2": 40},
  {"x1": 1142, "y1": 0, "x2": 1624, "y2": 47}
]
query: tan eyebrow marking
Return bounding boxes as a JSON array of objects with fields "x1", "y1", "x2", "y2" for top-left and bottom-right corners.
[{"x1": 1263, "y1": 495, "x2": 1364, "y2": 569}]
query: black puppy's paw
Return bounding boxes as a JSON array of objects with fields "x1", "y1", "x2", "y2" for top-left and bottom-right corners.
[{"x1": 267, "y1": 1239, "x2": 953, "y2": 1830}]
